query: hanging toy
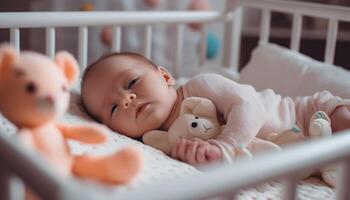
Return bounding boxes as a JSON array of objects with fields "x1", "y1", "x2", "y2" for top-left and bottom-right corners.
[
  {"x1": 81, "y1": 2, "x2": 94, "y2": 11},
  {"x1": 206, "y1": 32, "x2": 220, "y2": 59}
]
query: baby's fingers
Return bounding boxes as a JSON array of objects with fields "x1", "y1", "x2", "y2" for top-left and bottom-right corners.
[
  {"x1": 205, "y1": 146, "x2": 222, "y2": 162},
  {"x1": 196, "y1": 145, "x2": 207, "y2": 164},
  {"x1": 171, "y1": 138, "x2": 185, "y2": 159},
  {"x1": 171, "y1": 143, "x2": 179, "y2": 159},
  {"x1": 177, "y1": 138, "x2": 188, "y2": 161},
  {"x1": 186, "y1": 141, "x2": 199, "y2": 165}
]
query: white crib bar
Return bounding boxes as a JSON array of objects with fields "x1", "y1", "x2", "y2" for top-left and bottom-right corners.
[
  {"x1": 143, "y1": 25, "x2": 152, "y2": 60},
  {"x1": 336, "y1": 159, "x2": 350, "y2": 200},
  {"x1": 259, "y1": 9, "x2": 271, "y2": 44},
  {"x1": 45, "y1": 27, "x2": 55, "y2": 59},
  {"x1": 0, "y1": 12, "x2": 224, "y2": 28},
  {"x1": 324, "y1": 19, "x2": 338, "y2": 64},
  {"x1": 290, "y1": 14, "x2": 302, "y2": 52},
  {"x1": 234, "y1": 0, "x2": 350, "y2": 22},
  {"x1": 78, "y1": 26, "x2": 88, "y2": 69},
  {"x1": 230, "y1": 7, "x2": 242, "y2": 71},
  {"x1": 10, "y1": 28, "x2": 20, "y2": 53},
  {"x1": 174, "y1": 24, "x2": 184, "y2": 79},
  {"x1": 111, "y1": 26, "x2": 121, "y2": 53},
  {"x1": 199, "y1": 29, "x2": 207, "y2": 66},
  {"x1": 283, "y1": 176, "x2": 297, "y2": 200},
  {"x1": 114, "y1": 131, "x2": 350, "y2": 200},
  {"x1": 222, "y1": 7, "x2": 242, "y2": 71}
]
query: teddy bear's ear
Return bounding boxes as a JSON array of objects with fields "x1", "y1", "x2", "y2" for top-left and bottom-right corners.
[
  {"x1": 180, "y1": 97, "x2": 217, "y2": 118},
  {"x1": 0, "y1": 43, "x2": 18, "y2": 78},
  {"x1": 55, "y1": 51, "x2": 80, "y2": 87}
]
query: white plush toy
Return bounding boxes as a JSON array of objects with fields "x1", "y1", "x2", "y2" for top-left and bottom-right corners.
[
  {"x1": 267, "y1": 111, "x2": 337, "y2": 186},
  {"x1": 143, "y1": 97, "x2": 281, "y2": 159}
]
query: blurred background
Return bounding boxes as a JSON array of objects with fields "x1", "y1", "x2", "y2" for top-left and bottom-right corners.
[{"x1": 0, "y1": 0, "x2": 349, "y2": 76}]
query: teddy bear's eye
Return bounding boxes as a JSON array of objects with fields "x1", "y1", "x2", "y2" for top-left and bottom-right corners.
[
  {"x1": 195, "y1": 116, "x2": 199, "y2": 119},
  {"x1": 26, "y1": 82, "x2": 37, "y2": 94},
  {"x1": 62, "y1": 85, "x2": 68, "y2": 92}
]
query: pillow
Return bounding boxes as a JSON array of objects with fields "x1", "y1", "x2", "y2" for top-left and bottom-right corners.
[{"x1": 239, "y1": 43, "x2": 350, "y2": 99}]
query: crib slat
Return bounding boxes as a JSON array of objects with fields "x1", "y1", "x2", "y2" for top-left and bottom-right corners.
[
  {"x1": 259, "y1": 9, "x2": 271, "y2": 44},
  {"x1": 10, "y1": 28, "x2": 20, "y2": 53},
  {"x1": 336, "y1": 159, "x2": 350, "y2": 200},
  {"x1": 199, "y1": 29, "x2": 207, "y2": 67},
  {"x1": 111, "y1": 26, "x2": 121, "y2": 52},
  {"x1": 143, "y1": 25, "x2": 152, "y2": 59},
  {"x1": 290, "y1": 14, "x2": 302, "y2": 52},
  {"x1": 324, "y1": 19, "x2": 338, "y2": 64},
  {"x1": 284, "y1": 177, "x2": 297, "y2": 200},
  {"x1": 78, "y1": 26, "x2": 88, "y2": 69},
  {"x1": 174, "y1": 24, "x2": 184, "y2": 79},
  {"x1": 222, "y1": 7, "x2": 242, "y2": 72},
  {"x1": 45, "y1": 27, "x2": 55, "y2": 59}
]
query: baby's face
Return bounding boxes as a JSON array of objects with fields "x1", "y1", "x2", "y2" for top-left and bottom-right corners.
[{"x1": 82, "y1": 56, "x2": 175, "y2": 138}]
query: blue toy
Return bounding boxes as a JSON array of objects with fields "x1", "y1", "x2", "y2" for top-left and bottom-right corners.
[{"x1": 206, "y1": 32, "x2": 220, "y2": 59}]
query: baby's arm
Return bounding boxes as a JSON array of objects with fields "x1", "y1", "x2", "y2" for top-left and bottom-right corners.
[{"x1": 182, "y1": 74, "x2": 266, "y2": 163}]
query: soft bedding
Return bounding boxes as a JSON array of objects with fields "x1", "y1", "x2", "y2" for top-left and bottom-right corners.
[{"x1": 0, "y1": 43, "x2": 343, "y2": 199}]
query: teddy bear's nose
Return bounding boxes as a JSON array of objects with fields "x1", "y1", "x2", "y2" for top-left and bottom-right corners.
[
  {"x1": 191, "y1": 122, "x2": 198, "y2": 128},
  {"x1": 45, "y1": 95, "x2": 55, "y2": 104}
]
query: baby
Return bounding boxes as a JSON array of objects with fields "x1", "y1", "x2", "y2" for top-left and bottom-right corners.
[{"x1": 81, "y1": 52, "x2": 350, "y2": 165}]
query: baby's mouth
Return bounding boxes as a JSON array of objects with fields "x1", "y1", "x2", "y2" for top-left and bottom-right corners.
[{"x1": 136, "y1": 103, "x2": 149, "y2": 119}]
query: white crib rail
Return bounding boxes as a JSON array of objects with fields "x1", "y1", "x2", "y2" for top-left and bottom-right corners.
[
  {"x1": 230, "y1": 0, "x2": 350, "y2": 65},
  {"x1": 103, "y1": 130, "x2": 350, "y2": 200},
  {"x1": 0, "y1": 11, "x2": 226, "y2": 77}
]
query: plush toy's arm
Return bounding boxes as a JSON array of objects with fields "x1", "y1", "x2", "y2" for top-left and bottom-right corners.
[
  {"x1": 143, "y1": 130, "x2": 172, "y2": 155},
  {"x1": 57, "y1": 123, "x2": 107, "y2": 144}
]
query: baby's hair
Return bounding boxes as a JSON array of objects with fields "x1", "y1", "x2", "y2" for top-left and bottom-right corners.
[
  {"x1": 80, "y1": 52, "x2": 157, "y2": 122},
  {"x1": 81, "y1": 52, "x2": 156, "y2": 85}
]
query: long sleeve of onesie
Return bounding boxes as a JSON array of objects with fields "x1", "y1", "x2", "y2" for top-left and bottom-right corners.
[{"x1": 181, "y1": 74, "x2": 295, "y2": 162}]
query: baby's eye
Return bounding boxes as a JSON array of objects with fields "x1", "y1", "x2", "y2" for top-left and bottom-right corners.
[
  {"x1": 128, "y1": 77, "x2": 139, "y2": 89},
  {"x1": 110, "y1": 104, "x2": 118, "y2": 116}
]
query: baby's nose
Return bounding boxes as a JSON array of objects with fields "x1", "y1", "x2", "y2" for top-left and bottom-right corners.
[{"x1": 122, "y1": 93, "x2": 136, "y2": 108}]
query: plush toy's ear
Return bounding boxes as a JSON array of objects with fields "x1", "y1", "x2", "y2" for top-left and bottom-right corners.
[
  {"x1": 157, "y1": 66, "x2": 175, "y2": 86},
  {"x1": 180, "y1": 97, "x2": 217, "y2": 118},
  {"x1": 0, "y1": 43, "x2": 18, "y2": 78},
  {"x1": 55, "y1": 51, "x2": 80, "y2": 87}
]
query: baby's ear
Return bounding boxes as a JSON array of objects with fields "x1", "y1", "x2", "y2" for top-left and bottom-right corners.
[
  {"x1": 0, "y1": 43, "x2": 18, "y2": 78},
  {"x1": 55, "y1": 51, "x2": 80, "y2": 87},
  {"x1": 157, "y1": 66, "x2": 175, "y2": 86}
]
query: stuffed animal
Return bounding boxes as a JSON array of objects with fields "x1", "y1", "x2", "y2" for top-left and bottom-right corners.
[
  {"x1": 267, "y1": 111, "x2": 337, "y2": 186},
  {"x1": 0, "y1": 44, "x2": 142, "y2": 185},
  {"x1": 143, "y1": 96, "x2": 281, "y2": 159}
]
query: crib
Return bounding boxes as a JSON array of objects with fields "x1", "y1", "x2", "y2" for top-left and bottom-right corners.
[{"x1": 1, "y1": 0, "x2": 350, "y2": 199}]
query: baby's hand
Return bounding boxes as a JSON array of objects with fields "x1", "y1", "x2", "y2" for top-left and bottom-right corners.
[{"x1": 171, "y1": 137, "x2": 222, "y2": 165}]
